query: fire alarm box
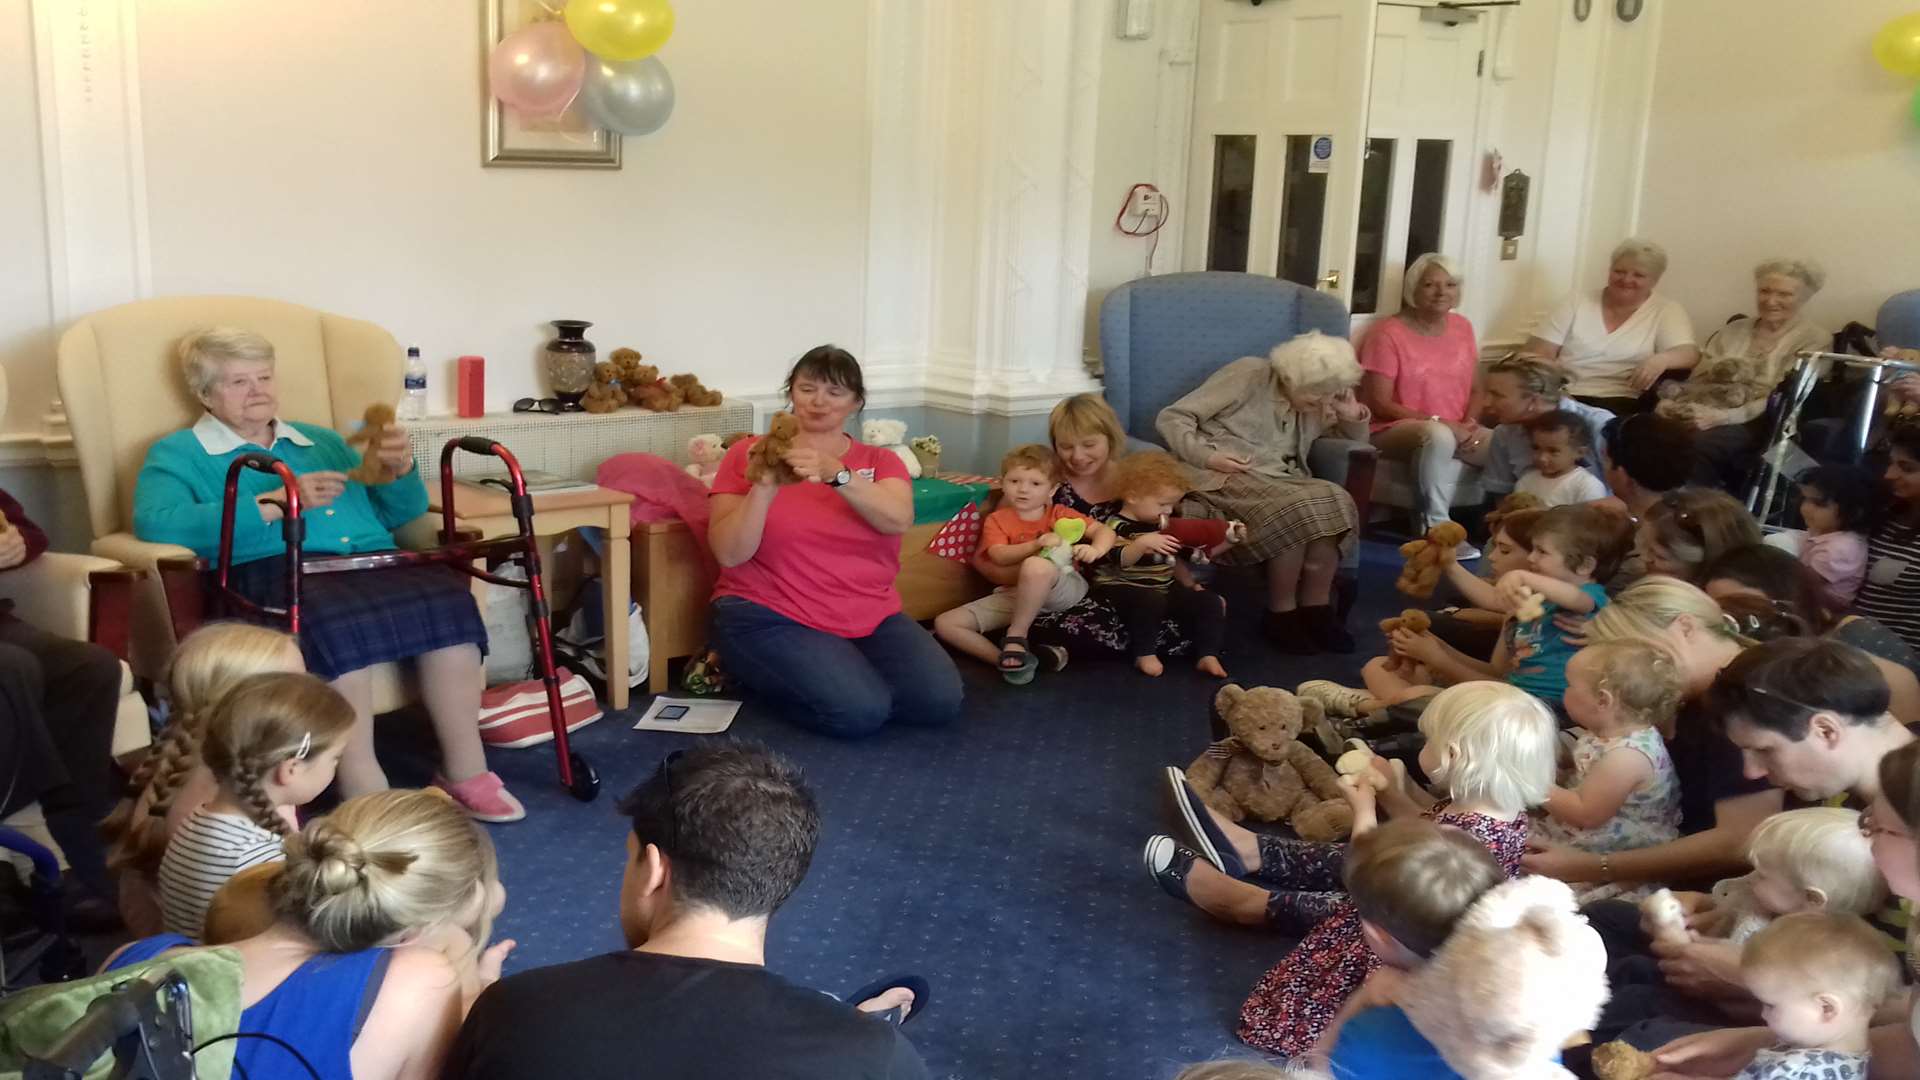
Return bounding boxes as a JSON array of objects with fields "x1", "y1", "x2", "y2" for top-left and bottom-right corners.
[{"x1": 1498, "y1": 170, "x2": 1530, "y2": 239}]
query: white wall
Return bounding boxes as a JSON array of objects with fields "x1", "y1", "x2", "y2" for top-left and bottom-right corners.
[
  {"x1": 1, "y1": 1, "x2": 54, "y2": 437},
  {"x1": 8, "y1": 0, "x2": 869, "y2": 433},
  {"x1": 1638, "y1": 0, "x2": 1920, "y2": 331}
]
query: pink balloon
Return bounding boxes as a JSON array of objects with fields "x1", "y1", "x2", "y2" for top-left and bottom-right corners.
[{"x1": 489, "y1": 22, "x2": 586, "y2": 116}]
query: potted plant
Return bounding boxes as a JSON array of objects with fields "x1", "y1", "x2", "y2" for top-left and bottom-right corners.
[{"x1": 910, "y1": 435, "x2": 942, "y2": 477}]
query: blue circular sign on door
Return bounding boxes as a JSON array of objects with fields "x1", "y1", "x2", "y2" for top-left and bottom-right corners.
[{"x1": 1312, "y1": 136, "x2": 1333, "y2": 163}]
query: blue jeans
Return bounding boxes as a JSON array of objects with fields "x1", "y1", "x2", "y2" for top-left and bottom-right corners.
[{"x1": 709, "y1": 596, "x2": 963, "y2": 738}]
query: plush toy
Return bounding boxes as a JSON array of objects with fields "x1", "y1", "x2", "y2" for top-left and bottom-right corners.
[
  {"x1": 1590, "y1": 1041, "x2": 1656, "y2": 1080},
  {"x1": 859, "y1": 418, "x2": 921, "y2": 479},
  {"x1": 345, "y1": 404, "x2": 400, "y2": 486},
  {"x1": 1396, "y1": 521, "x2": 1469, "y2": 599},
  {"x1": 1399, "y1": 876, "x2": 1611, "y2": 1080},
  {"x1": 1640, "y1": 888, "x2": 1691, "y2": 949},
  {"x1": 1484, "y1": 492, "x2": 1543, "y2": 538},
  {"x1": 582, "y1": 363, "x2": 626, "y2": 414},
  {"x1": 721, "y1": 431, "x2": 754, "y2": 449},
  {"x1": 609, "y1": 348, "x2": 675, "y2": 409},
  {"x1": 668, "y1": 373, "x2": 724, "y2": 408},
  {"x1": 1333, "y1": 738, "x2": 1391, "y2": 792},
  {"x1": 1513, "y1": 586, "x2": 1548, "y2": 623},
  {"x1": 1043, "y1": 517, "x2": 1086, "y2": 572},
  {"x1": 632, "y1": 376, "x2": 683, "y2": 412},
  {"x1": 685, "y1": 434, "x2": 724, "y2": 486},
  {"x1": 1155, "y1": 516, "x2": 1247, "y2": 565},
  {"x1": 1184, "y1": 684, "x2": 1356, "y2": 842},
  {"x1": 1378, "y1": 609, "x2": 1432, "y2": 675},
  {"x1": 746, "y1": 412, "x2": 803, "y2": 486}
]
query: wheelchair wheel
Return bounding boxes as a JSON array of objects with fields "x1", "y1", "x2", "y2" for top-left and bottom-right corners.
[{"x1": 567, "y1": 752, "x2": 601, "y2": 802}]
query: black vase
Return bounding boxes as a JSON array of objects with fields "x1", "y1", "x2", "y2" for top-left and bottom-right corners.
[{"x1": 544, "y1": 319, "x2": 596, "y2": 411}]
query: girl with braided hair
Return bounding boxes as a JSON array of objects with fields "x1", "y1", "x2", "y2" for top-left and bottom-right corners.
[
  {"x1": 156, "y1": 671, "x2": 353, "y2": 937},
  {"x1": 101, "y1": 622, "x2": 303, "y2": 934}
]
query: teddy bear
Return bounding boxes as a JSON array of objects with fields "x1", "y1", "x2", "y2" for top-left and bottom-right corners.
[
  {"x1": 1590, "y1": 1041, "x2": 1656, "y2": 1080},
  {"x1": 1184, "y1": 683, "x2": 1356, "y2": 842},
  {"x1": 581, "y1": 363, "x2": 626, "y2": 414},
  {"x1": 668, "y1": 373, "x2": 724, "y2": 408},
  {"x1": 721, "y1": 431, "x2": 754, "y2": 449},
  {"x1": 685, "y1": 434, "x2": 724, "y2": 486},
  {"x1": 1377, "y1": 609, "x2": 1432, "y2": 676},
  {"x1": 344, "y1": 404, "x2": 401, "y2": 486},
  {"x1": 1640, "y1": 888, "x2": 1691, "y2": 949},
  {"x1": 1484, "y1": 491, "x2": 1543, "y2": 538},
  {"x1": 1332, "y1": 738, "x2": 1395, "y2": 792},
  {"x1": 1396, "y1": 521, "x2": 1469, "y2": 599},
  {"x1": 746, "y1": 412, "x2": 803, "y2": 486},
  {"x1": 859, "y1": 418, "x2": 921, "y2": 479}
]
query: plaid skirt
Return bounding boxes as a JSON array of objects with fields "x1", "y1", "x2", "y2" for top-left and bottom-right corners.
[
  {"x1": 1182, "y1": 473, "x2": 1356, "y2": 564},
  {"x1": 221, "y1": 557, "x2": 488, "y2": 680}
]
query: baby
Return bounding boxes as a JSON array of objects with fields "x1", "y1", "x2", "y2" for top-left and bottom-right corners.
[
  {"x1": 1515, "y1": 409, "x2": 1608, "y2": 508},
  {"x1": 1654, "y1": 808, "x2": 1884, "y2": 948},
  {"x1": 1733, "y1": 912, "x2": 1899, "y2": 1080},
  {"x1": 1089, "y1": 451, "x2": 1230, "y2": 678}
]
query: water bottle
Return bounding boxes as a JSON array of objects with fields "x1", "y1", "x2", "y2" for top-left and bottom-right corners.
[{"x1": 400, "y1": 346, "x2": 427, "y2": 420}]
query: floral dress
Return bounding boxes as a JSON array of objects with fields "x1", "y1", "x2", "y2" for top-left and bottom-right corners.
[
  {"x1": 1235, "y1": 802, "x2": 1530, "y2": 1059},
  {"x1": 1533, "y1": 726, "x2": 1681, "y2": 903},
  {"x1": 1026, "y1": 484, "x2": 1189, "y2": 656}
]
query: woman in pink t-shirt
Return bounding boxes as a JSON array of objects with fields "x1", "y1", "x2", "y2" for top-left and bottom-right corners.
[
  {"x1": 706, "y1": 346, "x2": 962, "y2": 737},
  {"x1": 1360, "y1": 253, "x2": 1484, "y2": 543}
]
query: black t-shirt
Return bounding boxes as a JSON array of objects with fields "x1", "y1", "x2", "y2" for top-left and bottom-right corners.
[
  {"x1": 1668, "y1": 700, "x2": 1771, "y2": 836},
  {"x1": 442, "y1": 951, "x2": 932, "y2": 1080}
]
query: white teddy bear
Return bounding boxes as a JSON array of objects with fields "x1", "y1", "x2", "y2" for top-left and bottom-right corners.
[{"x1": 860, "y1": 418, "x2": 922, "y2": 479}]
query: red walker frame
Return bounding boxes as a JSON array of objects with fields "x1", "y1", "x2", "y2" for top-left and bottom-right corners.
[{"x1": 189, "y1": 436, "x2": 599, "y2": 802}]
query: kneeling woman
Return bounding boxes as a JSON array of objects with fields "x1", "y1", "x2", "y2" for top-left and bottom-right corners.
[
  {"x1": 706, "y1": 346, "x2": 962, "y2": 737},
  {"x1": 135, "y1": 328, "x2": 519, "y2": 821}
]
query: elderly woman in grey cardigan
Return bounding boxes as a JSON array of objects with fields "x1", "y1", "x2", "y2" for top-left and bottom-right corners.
[{"x1": 1156, "y1": 330, "x2": 1370, "y2": 654}]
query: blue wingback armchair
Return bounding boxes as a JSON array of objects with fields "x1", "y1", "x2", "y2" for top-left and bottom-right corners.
[
  {"x1": 1097, "y1": 271, "x2": 1378, "y2": 537},
  {"x1": 1882, "y1": 290, "x2": 1920, "y2": 349}
]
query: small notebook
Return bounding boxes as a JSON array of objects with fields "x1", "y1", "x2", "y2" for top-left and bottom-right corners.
[
  {"x1": 632, "y1": 696, "x2": 740, "y2": 734},
  {"x1": 456, "y1": 468, "x2": 599, "y2": 496}
]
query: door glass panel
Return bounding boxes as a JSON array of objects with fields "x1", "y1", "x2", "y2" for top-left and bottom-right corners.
[
  {"x1": 1351, "y1": 138, "x2": 1395, "y2": 314},
  {"x1": 1206, "y1": 135, "x2": 1256, "y2": 273},
  {"x1": 1404, "y1": 139, "x2": 1452, "y2": 265},
  {"x1": 1277, "y1": 135, "x2": 1328, "y2": 287}
]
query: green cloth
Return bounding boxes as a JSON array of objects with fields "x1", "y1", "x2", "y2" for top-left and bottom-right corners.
[
  {"x1": 0, "y1": 946, "x2": 243, "y2": 1079},
  {"x1": 133, "y1": 420, "x2": 429, "y2": 567},
  {"x1": 911, "y1": 478, "x2": 990, "y2": 526}
]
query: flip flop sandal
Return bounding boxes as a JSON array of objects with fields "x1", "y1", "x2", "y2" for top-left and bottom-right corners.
[
  {"x1": 999, "y1": 635, "x2": 1038, "y2": 685},
  {"x1": 845, "y1": 973, "x2": 932, "y2": 1026},
  {"x1": 1035, "y1": 644, "x2": 1069, "y2": 673}
]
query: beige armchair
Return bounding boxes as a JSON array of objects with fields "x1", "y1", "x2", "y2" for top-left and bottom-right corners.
[{"x1": 57, "y1": 295, "x2": 421, "y2": 708}]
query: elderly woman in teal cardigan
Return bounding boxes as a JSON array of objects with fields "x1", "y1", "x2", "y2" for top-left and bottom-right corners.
[{"x1": 133, "y1": 327, "x2": 523, "y2": 823}]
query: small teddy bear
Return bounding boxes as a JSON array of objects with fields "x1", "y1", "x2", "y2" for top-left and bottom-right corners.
[
  {"x1": 1184, "y1": 683, "x2": 1356, "y2": 842},
  {"x1": 582, "y1": 363, "x2": 626, "y2": 414},
  {"x1": 1512, "y1": 586, "x2": 1548, "y2": 623},
  {"x1": 685, "y1": 434, "x2": 724, "y2": 486},
  {"x1": 345, "y1": 404, "x2": 401, "y2": 486},
  {"x1": 1640, "y1": 887, "x2": 1691, "y2": 949},
  {"x1": 721, "y1": 431, "x2": 754, "y2": 449},
  {"x1": 1590, "y1": 1041, "x2": 1657, "y2": 1080},
  {"x1": 668, "y1": 373, "x2": 724, "y2": 408},
  {"x1": 859, "y1": 418, "x2": 921, "y2": 479},
  {"x1": 1396, "y1": 521, "x2": 1469, "y2": 599},
  {"x1": 1377, "y1": 609, "x2": 1433, "y2": 676},
  {"x1": 1334, "y1": 738, "x2": 1392, "y2": 792},
  {"x1": 1484, "y1": 491, "x2": 1543, "y2": 538},
  {"x1": 746, "y1": 413, "x2": 803, "y2": 486}
]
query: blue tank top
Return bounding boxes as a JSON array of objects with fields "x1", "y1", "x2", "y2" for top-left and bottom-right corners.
[{"x1": 109, "y1": 933, "x2": 389, "y2": 1079}]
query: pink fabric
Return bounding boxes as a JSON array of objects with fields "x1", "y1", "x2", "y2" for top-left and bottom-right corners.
[
  {"x1": 594, "y1": 453, "x2": 713, "y2": 545},
  {"x1": 1358, "y1": 313, "x2": 1479, "y2": 432},
  {"x1": 709, "y1": 437, "x2": 911, "y2": 638},
  {"x1": 1803, "y1": 530, "x2": 1867, "y2": 610}
]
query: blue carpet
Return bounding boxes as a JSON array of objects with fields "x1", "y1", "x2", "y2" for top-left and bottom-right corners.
[{"x1": 428, "y1": 542, "x2": 1413, "y2": 1079}]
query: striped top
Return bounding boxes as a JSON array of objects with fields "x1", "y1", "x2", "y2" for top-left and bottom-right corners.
[
  {"x1": 1853, "y1": 518, "x2": 1920, "y2": 660},
  {"x1": 157, "y1": 808, "x2": 285, "y2": 938}
]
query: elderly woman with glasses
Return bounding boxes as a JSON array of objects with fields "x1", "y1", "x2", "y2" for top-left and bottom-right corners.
[
  {"x1": 132, "y1": 327, "x2": 524, "y2": 823},
  {"x1": 1525, "y1": 238, "x2": 1699, "y2": 416},
  {"x1": 1359, "y1": 253, "x2": 1486, "y2": 547}
]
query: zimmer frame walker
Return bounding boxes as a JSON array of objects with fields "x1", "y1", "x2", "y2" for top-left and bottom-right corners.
[
  {"x1": 1747, "y1": 350, "x2": 1920, "y2": 526},
  {"x1": 193, "y1": 437, "x2": 600, "y2": 802}
]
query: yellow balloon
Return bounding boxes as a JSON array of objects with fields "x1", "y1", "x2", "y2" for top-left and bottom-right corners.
[
  {"x1": 565, "y1": 0, "x2": 676, "y2": 62},
  {"x1": 1873, "y1": 12, "x2": 1920, "y2": 79}
]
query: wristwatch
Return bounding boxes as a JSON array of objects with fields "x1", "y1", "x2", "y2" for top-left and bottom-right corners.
[{"x1": 826, "y1": 468, "x2": 853, "y2": 488}]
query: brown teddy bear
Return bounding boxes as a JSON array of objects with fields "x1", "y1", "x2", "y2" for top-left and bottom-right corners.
[
  {"x1": 746, "y1": 412, "x2": 803, "y2": 486},
  {"x1": 669, "y1": 373, "x2": 724, "y2": 407},
  {"x1": 632, "y1": 377, "x2": 683, "y2": 412},
  {"x1": 344, "y1": 404, "x2": 401, "y2": 485},
  {"x1": 1590, "y1": 1040, "x2": 1655, "y2": 1080},
  {"x1": 582, "y1": 363, "x2": 626, "y2": 414},
  {"x1": 1396, "y1": 521, "x2": 1468, "y2": 599},
  {"x1": 721, "y1": 431, "x2": 754, "y2": 449},
  {"x1": 1377, "y1": 608, "x2": 1432, "y2": 676},
  {"x1": 1483, "y1": 491, "x2": 1543, "y2": 538},
  {"x1": 1184, "y1": 683, "x2": 1355, "y2": 842}
]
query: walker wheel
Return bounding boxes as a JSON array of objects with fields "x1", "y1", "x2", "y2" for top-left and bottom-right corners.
[{"x1": 567, "y1": 752, "x2": 601, "y2": 802}]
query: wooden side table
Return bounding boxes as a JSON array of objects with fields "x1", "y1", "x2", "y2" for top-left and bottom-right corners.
[{"x1": 429, "y1": 484, "x2": 636, "y2": 710}]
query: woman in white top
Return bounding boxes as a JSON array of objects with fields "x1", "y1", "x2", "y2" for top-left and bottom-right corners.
[{"x1": 1525, "y1": 238, "x2": 1699, "y2": 415}]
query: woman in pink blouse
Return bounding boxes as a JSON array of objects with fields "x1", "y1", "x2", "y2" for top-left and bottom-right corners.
[{"x1": 1360, "y1": 253, "x2": 1484, "y2": 550}]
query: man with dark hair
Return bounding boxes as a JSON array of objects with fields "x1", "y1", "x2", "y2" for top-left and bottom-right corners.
[
  {"x1": 444, "y1": 741, "x2": 932, "y2": 1080},
  {"x1": 1600, "y1": 412, "x2": 1697, "y2": 516},
  {"x1": 1706, "y1": 637, "x2": 1915, "y2": 805}
]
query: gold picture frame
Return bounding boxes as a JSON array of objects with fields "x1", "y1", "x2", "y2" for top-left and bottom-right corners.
[{"x1": 482, "y1": 0, "x2": 622, "y2": 169}]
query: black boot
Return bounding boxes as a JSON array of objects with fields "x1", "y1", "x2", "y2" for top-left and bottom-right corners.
[
  {"x1": 1300, "y1": 604, "x2": 1355, "y2": 654},
  {"x1": 1263, "y1": 609, "x2": 1318, "y2": 655}
]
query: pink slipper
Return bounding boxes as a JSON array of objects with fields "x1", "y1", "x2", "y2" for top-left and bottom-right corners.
[{"x1": 433, "y1": 771, "x2": 526, "y2": 823}]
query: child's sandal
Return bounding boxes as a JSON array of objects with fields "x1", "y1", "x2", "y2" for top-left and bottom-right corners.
[{"x1": 999, "y1": 636, "x2": 1038, "y2": 685}]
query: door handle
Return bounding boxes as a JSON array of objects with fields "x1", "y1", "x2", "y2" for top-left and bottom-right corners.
[{"x1": 1317, "y1": 269, "x2": 1342, "y2": 292}]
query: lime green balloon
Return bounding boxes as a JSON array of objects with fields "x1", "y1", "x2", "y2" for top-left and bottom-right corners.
[
  {"x1": 1873, "y1": 12, "x2": 1920, "y2": 79},
  {"x1": 565, "y1": 0, "x2": 676, "y2": 62}
]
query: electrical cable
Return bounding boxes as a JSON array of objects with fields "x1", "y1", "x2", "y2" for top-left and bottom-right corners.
[
  {"x1": 1113, "y1": 183, "x2": 1169, "y2": 276},
  {"x1": 194, "y1": 1031, "x2": 321, "y2": 1080}
]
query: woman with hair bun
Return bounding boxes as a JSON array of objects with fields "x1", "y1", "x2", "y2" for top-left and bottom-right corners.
[{"x1": 104, "y1": 789, "x2": 509, "y2": 1080}]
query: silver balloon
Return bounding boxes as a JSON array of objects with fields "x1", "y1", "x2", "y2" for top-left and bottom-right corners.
[{"x1": 579, "y1": 56, "x2": 675, "y2": 136}]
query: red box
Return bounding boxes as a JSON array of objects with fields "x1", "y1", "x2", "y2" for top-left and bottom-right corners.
[{"x1": 457, "y1": 355, "x2": 485, "y2": 418}]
